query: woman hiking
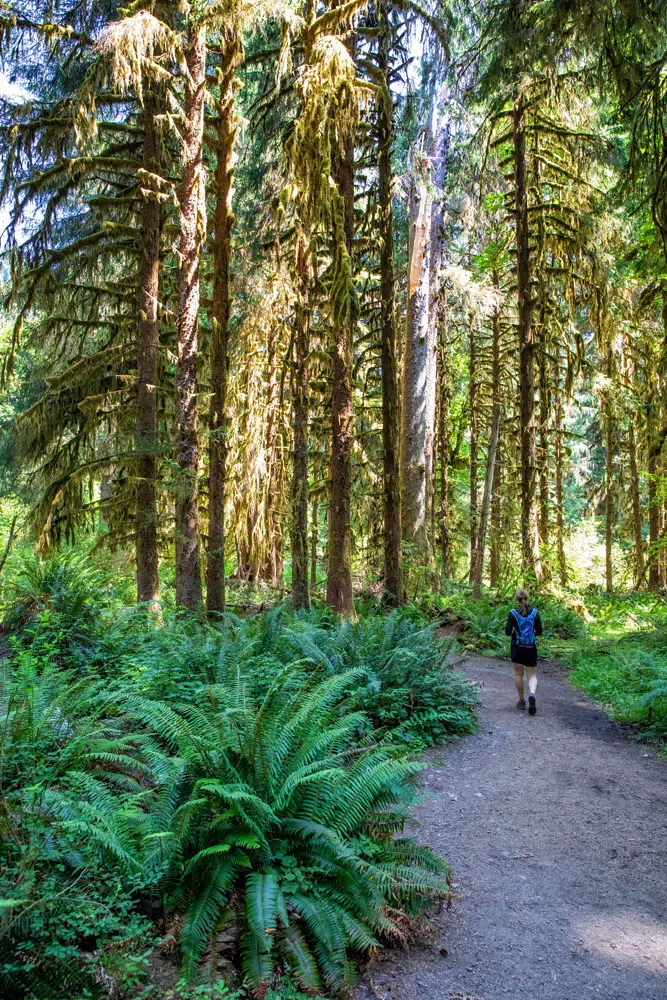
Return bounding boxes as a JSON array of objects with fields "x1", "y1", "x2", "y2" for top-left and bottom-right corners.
[{"x1": 505, "y1": 588, "x2": 543, "y2": 714}]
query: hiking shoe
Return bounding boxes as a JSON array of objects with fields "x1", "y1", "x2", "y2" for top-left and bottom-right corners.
[
  {"x1": 517, "y1": 698, "x2": 526, "y2": 710},
  {"x1": 529, "y1": 695, "x2": 537, "y2": 715}
]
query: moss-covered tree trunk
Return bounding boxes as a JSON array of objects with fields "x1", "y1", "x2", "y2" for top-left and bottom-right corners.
[
  {"x1": 489, "y1": 436, "x2": 503, "y2": 588},
  {"x1": 136, "y1": 92, "x2": 161, "y2": 610},
  {"x1": 554, "y1": 353, "x2": 567, "y2": 587},
  {"x1": 468, "y1": 316, "x2": 479, "y2": 581},
  {"x1": 175, "y1": 22, "x2": 206, "y2": 610},
  {"x1": 262, "y1": 317, "x2": 284, "y2": 588},
  {"x1": 206, "y1": 39, "x2": 239, "y2": 614},
  {"x1": 292, "y1": 235, "x2": 311, "y2": 611},
  {"x1": 310, "y1": 497, "x2": 318, "y2": 589},
  {"x1": 647, "y1": 366, "x2": 661, "y2": 590},
  {"x1": 326, "y1": 127, "x2": 356, "y2": 616},
  {"x1": 604, "y1": 346, "x2": 614, "y2": 593},
  {"x1": 628, "y1": 416, "x2": 644, "y2": 586},
  {"x1": 377, "y1": 0, "x2": 403, "y2": 605},
  {"x1": 538, "y1": 339, "x2": 550, "y2": 550},
  {"x1": 471, "y1": 282, "x2": 502, "y2": 597},
  {"x1": 512, "y1": 96, "x2": 542, "y2": 583}
]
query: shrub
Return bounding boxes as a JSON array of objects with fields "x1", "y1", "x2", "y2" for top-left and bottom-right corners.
[
  {"x1": 2, "y1": 552, "x2": 107, "y2": 672},
  {"x1": 131, "y1": 668, "x2": 448, "y2": 992},
  {"x1": 0, "y1": 657, "x2": 156, "y2": 999},
  {"x1": 283, "y1": 609, "x2": 477, "y2": 745}
]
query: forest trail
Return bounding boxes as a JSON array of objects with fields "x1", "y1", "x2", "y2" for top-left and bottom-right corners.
[{"x1": 354, "y1": 654, "x2": 667, "y2": 1000}]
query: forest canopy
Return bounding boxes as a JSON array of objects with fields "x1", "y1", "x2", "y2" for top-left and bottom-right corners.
[{"x1": 0, "y1": 0, "x2": 666, "y2": 606}]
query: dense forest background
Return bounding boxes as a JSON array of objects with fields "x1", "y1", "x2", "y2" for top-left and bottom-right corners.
[
  {"x1": 1, "y1": 1, "x2": 667, "y2": 999},
  {"x1": 0, "y1": 0, "x2": 666, "y2": 606}
]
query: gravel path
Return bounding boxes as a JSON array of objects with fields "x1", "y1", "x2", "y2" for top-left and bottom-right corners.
[{"x1": 354, "y1": 654, "x2": 667, "y2": 1000}]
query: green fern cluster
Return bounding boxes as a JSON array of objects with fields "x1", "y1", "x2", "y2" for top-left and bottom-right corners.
[
  {"x1": 130, "y1": 666, "x2": 448, "y2": 992},
  {"x1": 0, "y1": 657, "x2": 156, "y2": 998},
  {"x1": 0, "y1": 559, "x2": 470, "y2": 994}
]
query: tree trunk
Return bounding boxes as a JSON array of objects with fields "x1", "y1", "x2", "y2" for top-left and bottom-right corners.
[
  {"x1": 175, "y1": 23, "x2": 206, "y2": 610},
  {"x1": 401, "y1": 144, "x2": 436, "y2": 558},
  {"x1": 428, "y1": 108, "x2": 449, "y2": 578},
  {"x1": 310, "y1": 497, "x2": 318, "y2": 589},
  {"x1": 554, "y1": 355, "x2": 567, "y2": 587},
  {"x1": 647, "y1": 373, "x2": 661, "y2": 590},
  {"x1": 468, "y1": 317, "x2": 479, "y2": 579},
  {"x1": 377, "y1": 0, "x2": 403, "y2": 604},
  {"x1": 291, "y1": 235, "x2": 311, "y2": 611},
  {"x1": 471, "y1": 287, "x2": 502, "y2": 597},
  {"x1": 136, "y1": 93, "x2": 161, "y2": 610},
  {"x1": 628, "y1": 416, "x2": 644, "y2": 587},
  {"x1": 489, "y1": 435, "x2": 502, "y2": 588},
  {"x1": 605, "y1": 406, "x2": 614, "y2": 593},
  {"x1": 512, "y1": 96, "x2": 541, "y2": 583},
  {"x1": 262, "y1": 317, "x2": 284, "y2": 588},
  {"x1": 538, "y1": 343, "x2": 550, "y2": 549},
  {"x1": 438, "y1": 315, "x2": 452, "y2": 577},
  {"x1": 206, "y1": 40, "x2": 239, "y2": 614},
  {"x1": 326, "y1": 147, "x2": 356, "y2": 615}
]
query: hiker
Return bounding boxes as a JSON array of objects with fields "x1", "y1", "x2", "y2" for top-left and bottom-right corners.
[{"x1": 505, "y1": 588, "x2": 543, "y2": 715}]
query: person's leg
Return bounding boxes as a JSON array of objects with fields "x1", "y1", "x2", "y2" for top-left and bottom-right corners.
[
  {"x1": 514, "y1": 663, "x2": 525, "y2": 705},
  {"x1": 526, "y1": 666, "x2": 537, "y2": 714}
]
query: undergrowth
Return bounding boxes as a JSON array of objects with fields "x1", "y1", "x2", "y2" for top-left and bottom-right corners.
[{"x1": 0, "y1": 555, "x2": 474, "y2": 999}]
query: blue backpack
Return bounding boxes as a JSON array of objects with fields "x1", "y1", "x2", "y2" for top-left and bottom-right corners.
[{"x1": 511, "y1": 607, "x2": 538, "y2": 647}]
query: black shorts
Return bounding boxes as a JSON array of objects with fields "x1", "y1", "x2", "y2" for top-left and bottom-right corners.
[{"x1": 511, "y1": 643, "x2": 538, "y2": 667}]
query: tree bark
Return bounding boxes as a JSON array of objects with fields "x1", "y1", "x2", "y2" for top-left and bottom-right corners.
[
  {"x1": 136, "y1": 92, "x2": 161, "y2": 610},
  {"x1": 310, "y1": 497, "x2": 318, "y2": 589},
  {"x1": 292, "y1": 235, "x2": 311, "y2": 611},
  {"x1": 428, "y1": 107, "x2": 449, "y2": 578},
  {"x1": 438, "y1": 314, "x2": 452, "y2": 577},
  {"x1": 471, "y1": 285, "x2": 502, "y2": 597},
  {"x1": 468, "y1": 316, "x2": 479, "y2": 579},
  {"x1": 175, "y1": 22, "x2": 206, "y2": 610},
  {"x1": 512, "y1": 96, "x2": 542, "y2": 583},
  {"x1": 554, "y1": 353, "x2": 567, "y2": 587},
  {"x1": 628, "y1": 416, "x2": 644, "y2": 587},
  {"x1": 326, "y1": 134, "x2": 356, "y2": 616},
  {"x1": 206, "y1": 39, "x2": 239, "y2": 614},
  {"x1": 605, "y1": 409, "x2": 614, "y2": 593},
  {"x1": 538, "y1": 342, "x2": 550, "y2": 549},
  {"x1": 377, "y1": 0, "x2": 403, "y2": 605},
  {"x1": 647, "y1": 369, "x2": 661, "y2": 590},
  {"x1": 262, "y1": 317, "x2": 284, "y2": 588},
  {"x1": 604, "y1": 345, "x2": 614, "y2": 593},
  {"x1": 401, "y1": 144, "x2": 436, "y2": 559},
  {"x1": 489, "y1": 435, "x2": 502, "y2": 588}
]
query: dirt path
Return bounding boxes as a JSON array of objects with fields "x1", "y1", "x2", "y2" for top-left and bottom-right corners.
[{"x1": 354, "y1": 654, "x2": 667, "y2": 1000}]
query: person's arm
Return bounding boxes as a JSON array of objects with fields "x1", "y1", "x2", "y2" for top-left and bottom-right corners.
[
  {"x1": 505, "y1": 611, "x2": 515, "y2": 637},
  {"x1": 534, "y1": 611, "x2": 543, "y2": 636}
]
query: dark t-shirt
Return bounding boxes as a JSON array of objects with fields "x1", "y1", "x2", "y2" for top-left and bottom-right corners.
[{"x1": 505, "y1": 606, "x2": 543, "y2": 645}]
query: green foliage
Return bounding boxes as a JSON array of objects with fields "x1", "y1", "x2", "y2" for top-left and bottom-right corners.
[
  {"x1": 0, "y1": 557, "x2": 468, "y2": 996},
  {"x1": 283, "y1": 607, "x2": 477, "y2": 745},
  {"x1": 133, "y1": 667, "x2": 448, "y2": 990},
  {"x1": 0, "y1": 658, "x2": 156, "y2": 999},
  {"x1": 3, "y1": 552, "x2": 107, "y2": 670},
  {"x1": 1, "y1": 559, "x2": 475, "y2": 747}
]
